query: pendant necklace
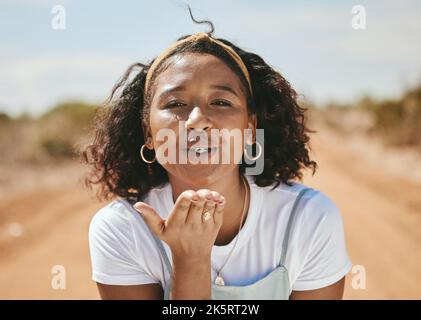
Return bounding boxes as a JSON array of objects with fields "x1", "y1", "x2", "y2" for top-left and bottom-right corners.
[{"x1": 214, "y1": 174, "x2": 249, "y2": 286}]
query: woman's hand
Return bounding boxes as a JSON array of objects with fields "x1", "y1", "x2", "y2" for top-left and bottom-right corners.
[
  {"x1": 134, "y1": 189, "x2": 225, "y2": 299},
  {"x1": 134, "y1": 189, "x2": 225, "y2": 260}
]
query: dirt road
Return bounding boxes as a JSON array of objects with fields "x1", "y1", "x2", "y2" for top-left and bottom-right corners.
[{"x1": 1, "y1": 129, "x2": 420, "y2": 299}]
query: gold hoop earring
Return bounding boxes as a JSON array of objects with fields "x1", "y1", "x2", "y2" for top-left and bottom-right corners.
[
  {"x1": 140, "y1": 144, "x2": 156, "y2": 164},
  {"x1": 244, "y1": 141, "x2": 262, "y2": 161}
]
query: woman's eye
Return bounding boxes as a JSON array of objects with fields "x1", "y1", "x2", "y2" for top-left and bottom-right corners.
[
  {"x1": 212, "y1": 100, "x2": 232, "y2": 107},
  {"x1": 165, "y1": 101, "x2": 185, "y2": 108}
]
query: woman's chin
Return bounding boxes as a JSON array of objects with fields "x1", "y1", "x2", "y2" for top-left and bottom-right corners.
[
  {"x1": 175, "y1": 163, "x2": 230, "y2": 182},
  {"x1": 183, "y1": 162, "x2": 220, "y2": 173}
]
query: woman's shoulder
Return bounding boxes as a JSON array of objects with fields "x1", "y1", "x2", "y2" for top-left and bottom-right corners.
[
  {"x1": 88, "y1": 184, "x2": 171, "y2": 242},
  {"x1": 275, "y1": 181, "x2": 344, "y2": 235},
  {"x1": 88, "y1": 196, "x2": 143, "y2": 237},
  {"x1": 248, "y1": 175, "x2": 342, "y2": 226}
]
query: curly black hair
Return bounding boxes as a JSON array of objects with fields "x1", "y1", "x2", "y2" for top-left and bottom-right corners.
[{"x1": 80, "y1": 7, "x2": 318, "y2": 201}]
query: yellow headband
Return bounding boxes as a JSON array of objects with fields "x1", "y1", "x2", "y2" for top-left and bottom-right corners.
[{"x1": 144, "y1": 32, "x2": 253, "y2": 98}]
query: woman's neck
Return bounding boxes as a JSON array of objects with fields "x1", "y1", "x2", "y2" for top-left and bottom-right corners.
[{"x1": 167, "y1": 170, "x2": 249, "y2": 246}]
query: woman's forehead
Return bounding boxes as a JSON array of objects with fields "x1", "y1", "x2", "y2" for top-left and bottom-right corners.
[{"x1": 154, "y1": 53, "x2": 242, "y2": 90}]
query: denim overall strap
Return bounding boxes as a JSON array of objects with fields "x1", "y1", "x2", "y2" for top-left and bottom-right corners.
[{"x1": 279, "y1": 187, "x2": 313, "y2": 266}]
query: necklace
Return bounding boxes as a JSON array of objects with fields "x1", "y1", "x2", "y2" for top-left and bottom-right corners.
[{"x1": 214, "y1": 174, "x2": 249, "y2": 286}]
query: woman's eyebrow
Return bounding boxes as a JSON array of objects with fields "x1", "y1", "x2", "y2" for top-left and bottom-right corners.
[
  {"x1": 210, "y1": 84, "x2": 239, "y2": 98},
  {"x1": 158, "y1": 84, "x2": 239, "y2": 99},
  {"x1": 158, "y1": 85, "x2": 187, "y2": 99}
]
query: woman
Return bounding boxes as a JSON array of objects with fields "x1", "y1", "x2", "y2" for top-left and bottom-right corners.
[{"x1": 83, "y1": 13, "x2": 352, "y2": 300}]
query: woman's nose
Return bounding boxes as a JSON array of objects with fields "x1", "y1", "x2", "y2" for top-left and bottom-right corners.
[{"x1": 185, "y1": 106, "x2": 212, "y2": 132}]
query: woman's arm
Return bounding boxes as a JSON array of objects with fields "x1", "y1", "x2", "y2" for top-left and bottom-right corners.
[
  {"x1": 133, "y1": 189, "x2": 224, "y2": 300},
  {"x1": 90, "y1": 189, "x2": 223, "y2": 300},
  {"x1": 96, "y1": 275, "x2": 345, "y2": 300},
  {"x1": 96, "y1": 283, "x2": 163, "y2": 300},
  {"x1": 96, "y1": 255, "x2": 213, "y2": 300},
  {"x1": 289, "y1": 276, "x2": 346, "y2": 300},
  {"x1": 95, "y1": 255, "x2": 212, "y2": 300},
  {"x1": 169, "y1": 255, "x2": 212, "y2": 299}
]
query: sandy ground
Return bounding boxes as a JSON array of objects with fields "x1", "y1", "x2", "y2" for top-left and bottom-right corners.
[
  {"x1": 303, "y1": 130, "x2": 421, "y2": 299},
  {"x1": 0, "y1": 129, "x2": 420, "y2": 299}
]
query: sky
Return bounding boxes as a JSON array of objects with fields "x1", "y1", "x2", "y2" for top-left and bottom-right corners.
[{"x1": 0, "y1": 0, "x2": 420, "y2": 117}]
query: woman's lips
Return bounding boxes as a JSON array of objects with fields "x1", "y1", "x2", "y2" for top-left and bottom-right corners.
[{"x1": 183, "y1": 146, "x2": 218, "y2": 156}]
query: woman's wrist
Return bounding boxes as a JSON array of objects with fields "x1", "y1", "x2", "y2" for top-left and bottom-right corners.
[
  {"x1": 172, "y1": 253, "x2": 212, "y2": 280},
  {"x1": 172, "y1": 251, "x2": 212, "y2": 265},
  {"x1": 170, "y1": 253, "x2": 212, "y2": 300}
]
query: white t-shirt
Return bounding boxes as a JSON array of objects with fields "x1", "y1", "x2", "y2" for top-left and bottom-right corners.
[{"x1": 89, "y1": 175, "x2": 352, "y2": 291}]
